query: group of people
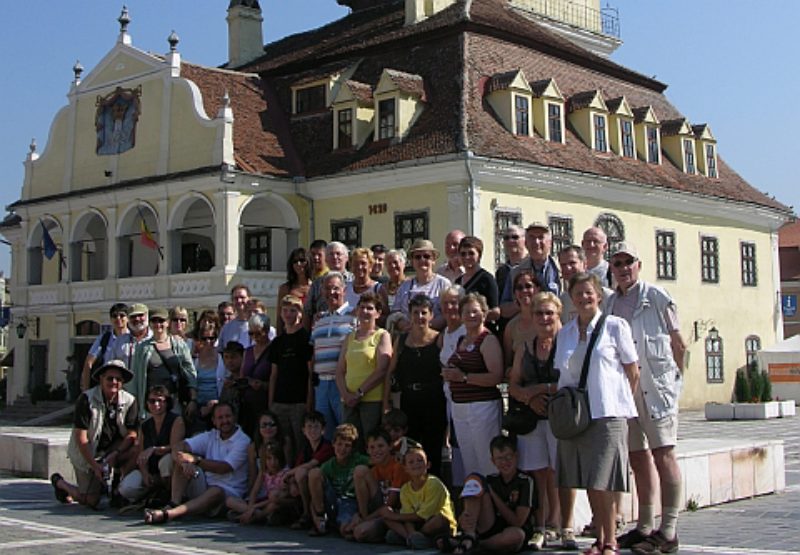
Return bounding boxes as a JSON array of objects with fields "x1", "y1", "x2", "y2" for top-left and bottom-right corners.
[{"x1": 49, "y1": 225, "x2": 686, "y2": 555}]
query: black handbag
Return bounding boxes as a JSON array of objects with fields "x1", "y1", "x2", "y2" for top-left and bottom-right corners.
[
  {"x1": 503, "y1": 396, "x2": 538, "y2": 435},
  {"x1": 548, "y1": 314, "x2": 606, "y2": 440}
]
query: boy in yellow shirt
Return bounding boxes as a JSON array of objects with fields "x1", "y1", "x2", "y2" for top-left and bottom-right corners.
[{"x1": 383, "y1": 441, "x2": 456, "y2": 549}]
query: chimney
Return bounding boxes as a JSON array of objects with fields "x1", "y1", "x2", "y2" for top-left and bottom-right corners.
[{"x1": 227, "y1": 0, "x2": 264, "y2": 68}]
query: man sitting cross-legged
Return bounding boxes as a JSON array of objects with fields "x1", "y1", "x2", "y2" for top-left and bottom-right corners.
[{"x1": 143, "y1": 401, "x2": 249, "y2": 524}]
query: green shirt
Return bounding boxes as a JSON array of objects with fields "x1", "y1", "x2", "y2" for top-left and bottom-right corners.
[{"x1": 320, "y1": 452, "x2": 370, "y2": 498}]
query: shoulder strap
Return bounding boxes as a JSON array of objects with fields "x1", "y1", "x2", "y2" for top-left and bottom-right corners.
[
  {"x1": 98, "y1": 331, "x2": 112, "y2": 358},
  {"x1": 579, "y1": 314, "x2": 607, "y2": 390}
]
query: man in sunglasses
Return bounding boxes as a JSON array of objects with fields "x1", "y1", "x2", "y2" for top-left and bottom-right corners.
[
  {"x1": 606, "y1": 243, "x2": 686, "y2": 555},
  {"x1": 53, "y1": 360, "x2": 139, "y2": 509},
  {"x1": 495, "y1": 224, "x2": 527, "y2": 301},
  {"x1": 81, "y1": 302, "x2": 130, "y2": 391}
]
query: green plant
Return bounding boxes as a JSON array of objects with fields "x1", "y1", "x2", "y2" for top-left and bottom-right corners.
[
  {"x1": 748, "y1": 362, "x2": 764, "y2": 403},
  {"x1": 685, "y1": 495, "x2": 700, "y2": 512},
  {"x1": 734, "y1": 370, "x2": 751, "y2": 403},
  {"x1": 761, "y1": 370, "x2": 772, "y2": 402}
]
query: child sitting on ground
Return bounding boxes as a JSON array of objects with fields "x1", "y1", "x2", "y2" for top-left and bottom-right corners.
[
  {"x1": 382, "y1": 441, "x2": 456, "y2": 549},
  {"x1": 351, "y1": 428, "x2": 410, "y2": 542},
  {"x1": 225, "y1": 441, "x2": 289, "y2": 524},
  {"x1": 442, "y1": 434, "x2": 535, "y2": 554},
  {"x1": 285, "y1": 411, "x2": 334, "y2": 530},
  {"x1": 308, "y1": 423, "x2": 369, "y2": 537}
]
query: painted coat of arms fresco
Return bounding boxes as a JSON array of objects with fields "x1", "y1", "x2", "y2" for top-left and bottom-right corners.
[{"x1": 95, "y1": 86, "x2": 142, "y2": 155}]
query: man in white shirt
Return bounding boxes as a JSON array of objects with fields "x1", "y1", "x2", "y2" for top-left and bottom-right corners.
[
  {"x1": 144, "y1": 402, "x2": 250, "y2": 524},
  {"x1": 218, "y1": 284, "x2": 253, "y2": 351}
]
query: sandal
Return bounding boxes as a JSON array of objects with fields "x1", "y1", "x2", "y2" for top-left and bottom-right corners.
[
  {"x1": 583, "y1": 541, "x2": 602, "y2": 555},
  {"x1": 435, "y1": 533, "x2": 459, "y2": 553},
  {"x1": 602, "y1": 544, "x2": 620, "y2": 555},
  {"x1": 49, "y1": 473, "x2": 70, "y2": 504},
  {"x1": 453, "y1": 534, "x2": 477, "y2": 555},
  {"x1": 307, "y1": 513, "x2": 328, "y2": 537},
  {"x1": 143, "y1": 508, "x2": 170, "y2": 525}
]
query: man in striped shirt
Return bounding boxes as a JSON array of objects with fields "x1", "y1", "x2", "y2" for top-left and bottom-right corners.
[{"x1": 310, "y1": 272, "x2": 356, "y2": 440}]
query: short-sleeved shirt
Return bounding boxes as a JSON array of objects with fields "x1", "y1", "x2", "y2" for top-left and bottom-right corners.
[
  {"x1": 74, "y1": 393, "x2": 139, "y2": 453},
  {"x1": 392, "y1": 275, "x2": 452, "y2": 320},
  {"x1": 109, "y1": 330, "x2": 153, "y2": 369},
  {"x1": 185, "y1": 426, "x2": 251, "y2": 497},
  {"x1": 294, "y1": 437, "x2": 334, "y2": 467},
  {"x1": 218, "y1": 319, "x2": 252, "y2": 352},
  {"x1": 268, "y1": 328, "x2": 313, "y2": 404},
  {"x1": 88, "y1": 330, "x2": 122, "y2": 364},
  {"x1": 399, "y1": 475, "x2": 457, "y2": 534},
  {"x1": 611, "y1": 281, "x2": 680, "y2": 331},
  {"x1": 372, "y1": 457, "x2": 410, "y2": 502},
  {"x1": 320, "y1": 453, "x2": 371, "y2": 498},
  {"x1": 486, "y1": 472, "x2": 535, "y2": 533},
  {"x1": 310, "y1": 305, "x2": 356, "y2": 377}
]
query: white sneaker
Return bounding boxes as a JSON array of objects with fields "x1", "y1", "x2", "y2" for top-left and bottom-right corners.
[
  {"x1": 530, "y1": 530, "x2": 545, "y2": 551},
  {"x1": 561, "y1": 528, "x2": 579, "y2": 550}
]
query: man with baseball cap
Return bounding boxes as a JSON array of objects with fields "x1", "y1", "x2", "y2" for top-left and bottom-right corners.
[
  {"x1": 53, "y1": 360, "x2": 139, "y2": 508},
  {"x1": 606, "y1": 242, "x2": 686, "y2": 555},
  {"x1": 110, "y1": 303, "x2": 153, "y2": 369}
]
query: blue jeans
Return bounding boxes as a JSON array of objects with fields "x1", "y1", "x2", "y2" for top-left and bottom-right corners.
[{"x1": 315, "y1": 379, "x2": 342, "y2": 441}]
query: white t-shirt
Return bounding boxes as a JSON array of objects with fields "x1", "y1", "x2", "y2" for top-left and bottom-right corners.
[
  {"x1": 186, "y1": 426, "x2": 251, "y2": 497},
  {"x1": 554, "y1": 311, "x2": 638, "y2": 419}
]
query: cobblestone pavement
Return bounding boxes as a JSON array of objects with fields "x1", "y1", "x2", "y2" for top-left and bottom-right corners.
[{"x1": 0, "y1": 410, "x2": 798, "y2": 554}]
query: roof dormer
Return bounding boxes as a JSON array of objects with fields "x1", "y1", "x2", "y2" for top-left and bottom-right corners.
[
  {"x1": 693, "y1": 124, "x2": 719, "y2": 178},
  {"x1": 291, "y1": 73, "x2": 340, "y2": 115},
  {"x1": 633, "y1": 106, "x2": 661, "y2": 164},
  {"x1": 568, "y1": 90, "x2": 609, "y2": 152},
  {"x1": 606, "y1": 96, "x2": 635, "y2": 158},
  {"x1": 661, "y1": 118, "x2": 697, "y2": 174},
  {"x1": 531, "y1": 78, "x2": 565, "y2": 143},
  {"x1": 331, "y1": 80, "x2": 375, "y2": 150},
  {"x1": 373, "y1": 69, "x2": 426, "y2": 141},
  {"x1": 485, "y1": 70, "x2": 533, "y2": 137},
  {"x1": 405, "y1": 0, "x2": 457, "y2": 25}
]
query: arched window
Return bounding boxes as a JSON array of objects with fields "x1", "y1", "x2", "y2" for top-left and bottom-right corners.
[
  {"x1": 75, "y1": 320, "x2": 100, "y2": 337},
  {"x1": 705, "y1": 328, "x2": 723, "y2": 383},
  {"x1": 745, "y1": 335, "x2": 761, "y2": 369},
  {"x1": 594, "y1": 213, "x2": 625, "y2": 260}
]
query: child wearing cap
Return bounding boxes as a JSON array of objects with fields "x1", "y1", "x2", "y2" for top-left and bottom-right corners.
[{"x1": 442, "y1": 435, "x2": 535, "y2": 553}]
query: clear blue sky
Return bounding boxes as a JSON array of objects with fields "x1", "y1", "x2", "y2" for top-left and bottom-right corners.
[{"x1": 0, "y1": 1, "x2": 797, "y2": 276}]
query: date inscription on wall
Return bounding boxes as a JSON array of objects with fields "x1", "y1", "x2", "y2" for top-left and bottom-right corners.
[{"x1": 369, "y1": 203, "x2": 387, "y2": 215}]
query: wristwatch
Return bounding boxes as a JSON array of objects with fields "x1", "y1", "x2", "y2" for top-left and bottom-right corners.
[{"x1": 356, "y1": 388, "x2": 365, "y2": 398}]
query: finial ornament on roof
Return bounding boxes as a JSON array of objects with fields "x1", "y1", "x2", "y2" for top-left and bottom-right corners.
[
  {"x1": 118, "y1": 6, "x2": 130, "y2": 33},
  {"x1": 73, "y1": 60, "x2": 84, "y2": 81},
  {"x1": 29, "y1": 139, "x2": 37, "y2": 154},
  {"x1": 168, "y1": 30, "x2": 180, "y2": 52}
]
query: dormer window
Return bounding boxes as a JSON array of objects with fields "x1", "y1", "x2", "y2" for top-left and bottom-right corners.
[
  {"x1": 594, "y1": 114, "x2": 608, "y2": 152},
  {"x1": 568, "y1": 90, "x2": 609, "y2": 152},
  {"x1": 378, "y1": 98, "x2": 396, "y2": 139},
  {"x1": 530, "y1": 78, "x2": 565, "y2": 143},
  {"x1": 331, "y1": 80, "x2": 374, "y2": 150},
  {"x1": 548, "y1": 103, "x2": 563, "y2": 143},
  {"x1": 693, "y1": 124, "x2": 718, "y2": 178},
  {"x1": 485, "y1": 70, "x2": 533, "y2": 137},
  {"x1": 515, "y1": 95, "x2": 530, "y2": 136},
  {"x1": 661, "y1": 118, "x2": 697, "y2": 174},
  {"x1": 606, "y1": 96, "x2": 635, "y2": 158},
  {"x1": 684, "y1": 139, "x2": 696, "y2": 174},
  {"x1": 633, "y1": 106, "x2": 661, "y2": 164},
  {"x1": 296, "y1": 84, "x2": 326, "y2": 114},
  {"x1": 373, "y1": 69, "x2": 426, "y2": 142}
]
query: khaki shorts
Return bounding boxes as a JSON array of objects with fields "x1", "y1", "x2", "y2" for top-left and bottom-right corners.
[
  {"x1": 74, "y1": 466, "x2": 105, "y2": 497},
  {"x1": 628, "y1": 390, "x2": 678, "y2": 452}
]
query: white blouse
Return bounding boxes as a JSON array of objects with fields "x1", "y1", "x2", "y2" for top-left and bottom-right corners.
[{"x1": 554, "y1": 310, "x2": 639, "y2": 419}]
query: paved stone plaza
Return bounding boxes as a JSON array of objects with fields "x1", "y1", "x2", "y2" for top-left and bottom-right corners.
[{"x1": 0, "y1": 410, "x2": 798, "y2": 554}]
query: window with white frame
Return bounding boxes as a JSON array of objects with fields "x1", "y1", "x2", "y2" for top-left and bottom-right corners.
[
  {"x1": 706, "y1": 144, "x2": 718, "y2": 178},
  {"x1": 706, "y1": 331, "x2": 723, "y2": 383},
  {"x1": 548, "y1": 103, "x2": 562, "y2": 142},
  {"x1": 337, "y1": 108, "x2": 353, "y2": 148},
  {"x1": 701, "y1": 236, "x2": 719, "y2": 283},
  {"x1": 494, "y1": 210, "x2": 522, "y2": 269},
  {"x1": 741, "y1": 242, "x2": 757, "y2": 286},
  {"x1": 684, "y1": 138, "x2": 696, "y2": 174},
  {"x1": 656, "y1": 230, "x2": 676, "y2": 280},
  {"x1": 378, "y1": 98, "x2": 396, "y2": 140},
  {"x1": 515, "y1": 95, "x2": 530, "y2": 136},
  {"x1": 745, "y1": 335, "x2": 761, "y2": 368},
  {"x1": 621, "y1": 120, "x2": 635, "y2": 158},
  {"x1": 594, "y1": 114, "x2": 607, "y2": 152},
  {"x1": 647, "y1": 126, "x2": 660, "y2": 163}
]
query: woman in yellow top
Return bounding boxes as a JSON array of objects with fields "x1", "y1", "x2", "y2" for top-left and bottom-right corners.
[{"x1": 336, "y1": 292, "x2": 393, "y2": 446}]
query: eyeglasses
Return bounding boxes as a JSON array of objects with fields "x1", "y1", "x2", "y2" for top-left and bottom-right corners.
[
  {"x1": 534, "y1": 310, "x2": 556, "y2": 317},
  {"x1": 104, "y1": 375, "x2": 124, "y2": 383},
  {"x1": 130, "y1": 314, "x2": 146, "y2": 320},
  {"x1": 293, "y1": 258, "x2": 308, "y2": 265},
  {"x1": 514, "y1": 283, "x2": 536, "y2": 291},
  {"x1": 413, "y1": 253, "x2": 432, "y2": 260},
  {"x1": 200, "y1": 336, "x2": 217, "y2": 343},
  {"x1": 147, "y1": 398, "x2": 165, "y2": 405},
  {"x1": 612, "y1": 257, "x2": 637, "y2": 268},
  {"x1": 503, "y1": 234, "x2": 520, "y2": 241},
  {"x1": 171, "y1": 317, "x2": 188, "y2": 323},
  {"x1": 260, "y1": 421, "x2": 277, "y2": 428},
  {"x1": 111, "y1": 313, "x2": 128, "y2": 319},
  {"x1": 150, "y1": 318, "x2": 166, "y2": 324}
]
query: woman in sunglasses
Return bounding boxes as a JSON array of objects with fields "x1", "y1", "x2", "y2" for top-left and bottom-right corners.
[
  {"x1": 192, "y1": 320, "x2": 226, "y2": 434},
  {"x1": 276, "y1": 247, "x2": 312, "y2": 335},
  {"x1": 391, "y1": 239, "x2": 451, "y2": 332}
]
